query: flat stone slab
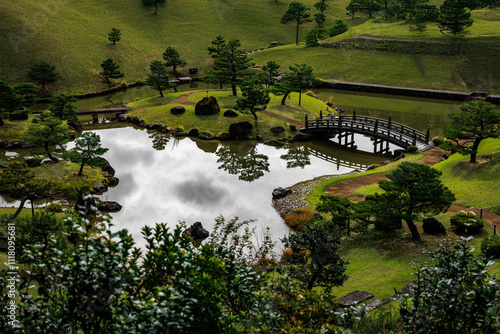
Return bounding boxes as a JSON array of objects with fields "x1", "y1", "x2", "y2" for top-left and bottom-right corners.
[
  {"x1": 365, "y1": 298, "x2": 386, "y2": 311},
  {"x1": 338, "y1": 290, "x2": 374, "y2": 307},
  {"x1": 390, "y1": 283, "x2": 417, "y2": 300}
]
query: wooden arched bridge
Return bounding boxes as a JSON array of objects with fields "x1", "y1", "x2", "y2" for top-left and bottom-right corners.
[{"x1": 300, "y1": 111, "x2": 432, "y2": 153}]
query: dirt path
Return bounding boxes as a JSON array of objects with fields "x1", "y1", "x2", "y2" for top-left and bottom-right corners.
[{"x1": 323, "y1": 146, "x2": 500, "y2": 229}]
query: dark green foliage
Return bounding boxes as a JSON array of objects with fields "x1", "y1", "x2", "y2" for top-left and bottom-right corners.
[
  {"x1": 329, "y1": 19, "x2": 349, "y2": 37},
  {"x1": 281, "y1": 220, "x2": 348, "y2": 291},
  {"x1": 261, "y1": 60, "x2": 281, "y2": 87},
  {"x1": 206, "y1": 38, "x2": 254, "y2": 96},
  {"x1": 395, "y1": 0, "x2": 429, "y2": 20},
  {"x1": 441, "y1": 101, "x2": 500, "y2": 163},
  {"x1": 27, "y1": 60, "x2": 59, "y2": 89},
  {"x1": 0, "y1": 211, "x2": 276, "y2": 333},
  {"x1": 0, "y1": 162, "x2": 58, "y2": 220},
  {"x1": 415, "y1": 4, "x2": 439, "y2": 21},
  {"x1": 361, "y1": 162, "x2": 455, "y2": 241},
  {"x1": 23, "y1": 114, "x2": 69, "y2": 162},
  {"x1": 432, "y1": 136, "x2": 444, "y2": 146},
  {"x1": 481, "y1": 234, "x2": 500, "y2": 258},
  {"x1": 145, "y1": 60, "x2": 174, "y2": 97},
  {"x1": 346, "y1": 0, "x2": 363, "y2": 19},
  {"x1": 163, "y1": 46, "x2": 187, "y2": 72},
  {"x1": 141, "y1": 0, "x2": 166, "y2": 14},
  {"x1": 358, "y1": 0, "x2": 383, "y2": 18},
  {"x1": 305, "y1": 28, "x2": 326, "y2": 47},
  {"x1": 271, "y1": 63, "x2": 314, "y2": 106},
  {"x1": 15, "y1": 212, "x2": 67, "y2": 262},
  {"x1": 45, "y1": 202, "x2": 63, "y2": 212},
  {"x1": 99, "y1": 58, "x2": 124, "y2": 87},
  {"x1": 400, "y1": 239, "x2": 500, "y2": 333},
  {"x1": 313, "y1": 0, "x2": 328, "y2": 28},
  {"x1": 48, "y1": 92, "x2": 78, "y2": 121},
  {"x1": 281, "y1": 1, "x2": 313, "y2": 45},
  {"x1": 235, "y1": 77, "x2": 270, "y2": 120},
  {"x1": 406, "y1": 145, "x2": 418, "y2": 152},
  {"x1": 65, "y1": 132, "x2": 109, "y2": 176},
  {"x1": 316, "y1": 195, "x2": 356, "y2": 230},
  {"x1": 438, "y1": 0, "x2": 474, "y2": 35},
  {"x1": 0, "y1": 81, "x2": 38, "y2": 124},
  {"x1": 450, "y1": 211, "x2": 485, "y2": 234},
  {"x1": 107, "y1": 27, "x2": 121, "y2": 45}
]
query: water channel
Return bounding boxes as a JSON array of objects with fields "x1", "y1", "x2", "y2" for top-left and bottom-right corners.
[{"x1": 1, "y1": 84, "x2": 463, "y2": 249}]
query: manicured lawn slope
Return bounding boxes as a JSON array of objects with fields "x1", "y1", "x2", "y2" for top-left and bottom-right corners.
[{"x1": 2, "y1": 2, "x2": 500, "y2": 94}]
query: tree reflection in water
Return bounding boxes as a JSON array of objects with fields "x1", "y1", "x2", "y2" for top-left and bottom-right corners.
[
  {"x1": 149, "y1": 131, "x2": 170, "y2": 151},
  {"x1": 280, "y1": 145, "x2": 311, "y2": 169},
  {"x1": 215, "y1": 142, "x2": 270, "y2": 182}
]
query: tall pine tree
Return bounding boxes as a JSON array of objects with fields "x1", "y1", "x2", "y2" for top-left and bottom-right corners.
[{"x1": 438, "y1": 0, "x2": 473, "y2": 35}]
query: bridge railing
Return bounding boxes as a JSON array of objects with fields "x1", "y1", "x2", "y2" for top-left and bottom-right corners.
[{"x1": 304, "y1": 113, "x2": 429, "y2": 146}]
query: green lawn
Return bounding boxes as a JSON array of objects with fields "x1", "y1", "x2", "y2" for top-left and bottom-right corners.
[{"x1": 1, "y1": 2, "x2": 500, "y2": 94}]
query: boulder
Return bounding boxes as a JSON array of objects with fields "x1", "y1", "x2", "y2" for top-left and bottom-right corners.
[
  {"x1": 96, "y1": 158, "x2": 115, "y2": 176},
  {"x1": 5, "y1": 141, "x2": 23, "y2": 149},
  {"x1": 107, "y1": 176, "x2": 120, "y2": 187},
  {"x1": 270, "y1": 126, "x2": 285, "y2": 134},
  {"x1": 195, "y1": 96, "x2": 220, "y2": 115},
  {"x1": 67, "y1": 120, "x2": 84, "y2": 132},
  {"x1": 264, "y1": 139, "x2": 283, "y2": 147},
  {"x1": 25, "y1": 157, "x2": 40, "y2": 167},
  {"x1": 338, "y1": 291, "x2": 374, "y2": 307},
  {"x1": 223, "y1": 109, "x2": 239, "y2": 117},
  {"x1": 175, "y1": 131, "x2": 188, "y2": 137},
  {"x1": 138, "y1": 121, "x2": 147, "y2": 127},
  {"x1": 291, "y1": 133, "x2": 311, "y2": 142},
  {"x1": 188, "y1": 129, "x2": 200, "y2": 137},
  {"x1": 423, "y1": 217, "x2": 446, "y2": 234},
  {"x1": 182, "y1": 222, "x2": 210, "y2": 240},
  {"x1": 272, "y1": 187, "x2": 292, "y2": 200},
  {"x1": 146, "y1": 123, "x2": 156, "y2": 130},
  {"x1": 117, "y1": 114, "x2": 128, "y2": 122},
  {"x1": 171, "y1": 106, "x2": 186, "y2": 115},
  {"x1": 199, "y1": 132, "x2": 215, "y2": 140},
  {"x1": 100, "y1": 201, "x2": 122, "y2": 211},
  {"x1": 75, "y1": 193, "x2": 97, "y2": 217},
  {"x1": 159, "y1": 125, "x2": 168, "y2": 133},
  {"x1": 93, "y1": 183, "x2": 108, "y2": 193},
  {"x1": 229, "y1": 121, "x2": 253, "y2": 140},
  {"x1": 130, "y1": 116, "x2": 141, "y2": 124}
]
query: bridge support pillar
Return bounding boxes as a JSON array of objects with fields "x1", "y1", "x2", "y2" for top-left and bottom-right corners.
[
  {"x1": 337, "y1": 131, "x2": 355, "y2": 148},
  {"x1": 373, "y1": 138, "x2": 389, "y2": 154}
]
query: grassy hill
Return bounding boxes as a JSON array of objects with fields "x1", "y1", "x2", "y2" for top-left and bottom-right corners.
[{"x1": 1, "y1": 1, "x2": 500, "y2": 94}]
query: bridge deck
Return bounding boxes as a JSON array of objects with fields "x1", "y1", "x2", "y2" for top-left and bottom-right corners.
[
  {"x1": 300, "y1": 114, "x2": 432, "y2": 151},
  {"x1": 77, "y1": 107, "x2": 132, "y2": 115}
]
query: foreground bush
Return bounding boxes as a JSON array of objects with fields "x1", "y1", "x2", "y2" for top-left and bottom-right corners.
[
  {"x1": 482, "y1": 234, "x2": 500, "y2": 258},
  {"x1": 450, "y1": 211, "x2": 485, "y2": 234},
  {"x1": 400, "y1": 239, "x2": 500, "y2": 333}
]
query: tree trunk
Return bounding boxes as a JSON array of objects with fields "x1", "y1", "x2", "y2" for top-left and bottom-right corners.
[
  {"x1": 10, "y1": 197, "x2": 28, "y2": 221},
  {"x1": 231, "y1": 83, "x2": 237, "y2": 96},
  {"x1": 154, "y1": 3, "x2": 158, "y2": 14},
  {"x1": 469, "y1": 138, "x2": 482, "y2": 163},
  {"x1": 296, "y1": 19, "x2": 300, "y2": 45},
  {"x1": 405, "y1": 218, "x2": 421, "y2": 241},
  {"x1": 251, "y1": 108, "x2": 258, "y2": 120},
  {"x1": 46, "y1": 149, "x2": 59, "y2": 163},
  {"x1": 0, "y1": 118, "x2": 4, "y2": 126},
  {"x1": 30, "y1": 199, "x2": 35, "y2": 218},
  {"x1": 78, "y1": 161, "x2": 86, "y2": 176},
  {"x1": 299, "y1": 90, "x2": 302, "y2": 106},
  {"x1": 281, "y1": 93, "x2": 290, "y2": 105},
  {"x1": 159, "y1": 89, "x2": 164, "y2": 97}
]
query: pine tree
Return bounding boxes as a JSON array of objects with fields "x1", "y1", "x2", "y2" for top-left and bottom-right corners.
[
  {"x1": 281, "y1": 2, "x2": 313, "y2": 45},
  {"x1": 438, "y1": 0, "x2": 473, "y2": 35},
  {"x1": 145, "y1": 60, "x2": 174, "y2": 97},
  {"x1": 163, "y1": 46, "x2": 187, "y2": 73},
  {"x1": 27, "y1": 61, "x2": 59, "y2": 89},
  {"x1": 99, "y1": 58, "x2": 124, "y2": 87},
  {"x1": 108, "y1": 28, "x2": 122, "y2": 45}
]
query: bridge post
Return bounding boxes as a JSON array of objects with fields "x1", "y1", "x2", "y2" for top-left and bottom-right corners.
[
  {"x1": 426, "y1": 128, "x2": 430, "y2": 142},
  {"x1": 305, "y1": 114, "x2": 308, "y2": 129},
  {"x1": 388, "y1": 116, "x2": 392, "y2": 129},
  {"x1": 319, "y1": 110, "x2": 323, "y2": 119},
  {"x1": 338, "y1": 114, "x2": 342, "y2": 126},
  {"x1": 412, "y1": 130, "x2": 417, "y2": 145},
  {"x1": 353, "y1": 110, "x2": 356, "y2": 121},
  {"x1": 374, "y1": 119, "x2": 378, "y2": 132}
]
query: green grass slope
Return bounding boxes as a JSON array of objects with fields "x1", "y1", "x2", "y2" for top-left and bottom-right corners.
[{"x1": 0, "y1": 0, "x2": 347, "y2": 94}]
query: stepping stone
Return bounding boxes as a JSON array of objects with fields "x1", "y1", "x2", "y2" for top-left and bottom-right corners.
[
  {"x1": 365, "y1": 298, "x2": 386, "y2": 311},
  {"x1": 338, "y1": 290, "x2": 374, "y2": 307}
]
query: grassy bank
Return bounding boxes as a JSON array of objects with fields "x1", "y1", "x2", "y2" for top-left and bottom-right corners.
[{"x1": 1, "y1": 2, "x2": 500, "y2": 94}]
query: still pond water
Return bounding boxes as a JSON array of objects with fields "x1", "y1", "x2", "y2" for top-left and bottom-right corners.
[{"x1": 2, "y1": 85, "x2": 463, "y2": 249}]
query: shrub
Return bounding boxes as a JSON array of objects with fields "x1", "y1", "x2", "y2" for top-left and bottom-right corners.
[
  {"x1": 329, "y1": 20, "x2": 349, "y2": 37},
  {"x1": 45, "y1": 202, "x2": 63, "y2": 213},
  {"x1": 218, "y1": 132, "x2": 230, "y2": 140},
  {"x1": 289, "y1": 124, "x2": 297, "y2": 132},
  {"x1": 305, "y1": 90, "x2": 316, "y2": 97},
  {"x1": 450, "y1": 211, "x2": 484, "y2": 234},
  {"x1": 481, "y1": 234, "x2": 500, "y2": 258},
  {"x1": 432, "y1": 137, "x2": 444, "y2": 146},
  {"x1": 406, "y1": 145, "x2": 418, "y2": 153},
  {"x1": 282, "y1": 209, "x2": 315, "y2": 230},
  {"x1": 9, "y1": 110, "x2": 29, "y2": 120},
  {"x1": 176, "y1": 126, "x2": 184, "y2": 132}
]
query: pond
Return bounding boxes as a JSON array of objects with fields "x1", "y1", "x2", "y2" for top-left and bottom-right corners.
[{"x1": 2, "y1": 85, "x2": 462, "y2": 249}]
